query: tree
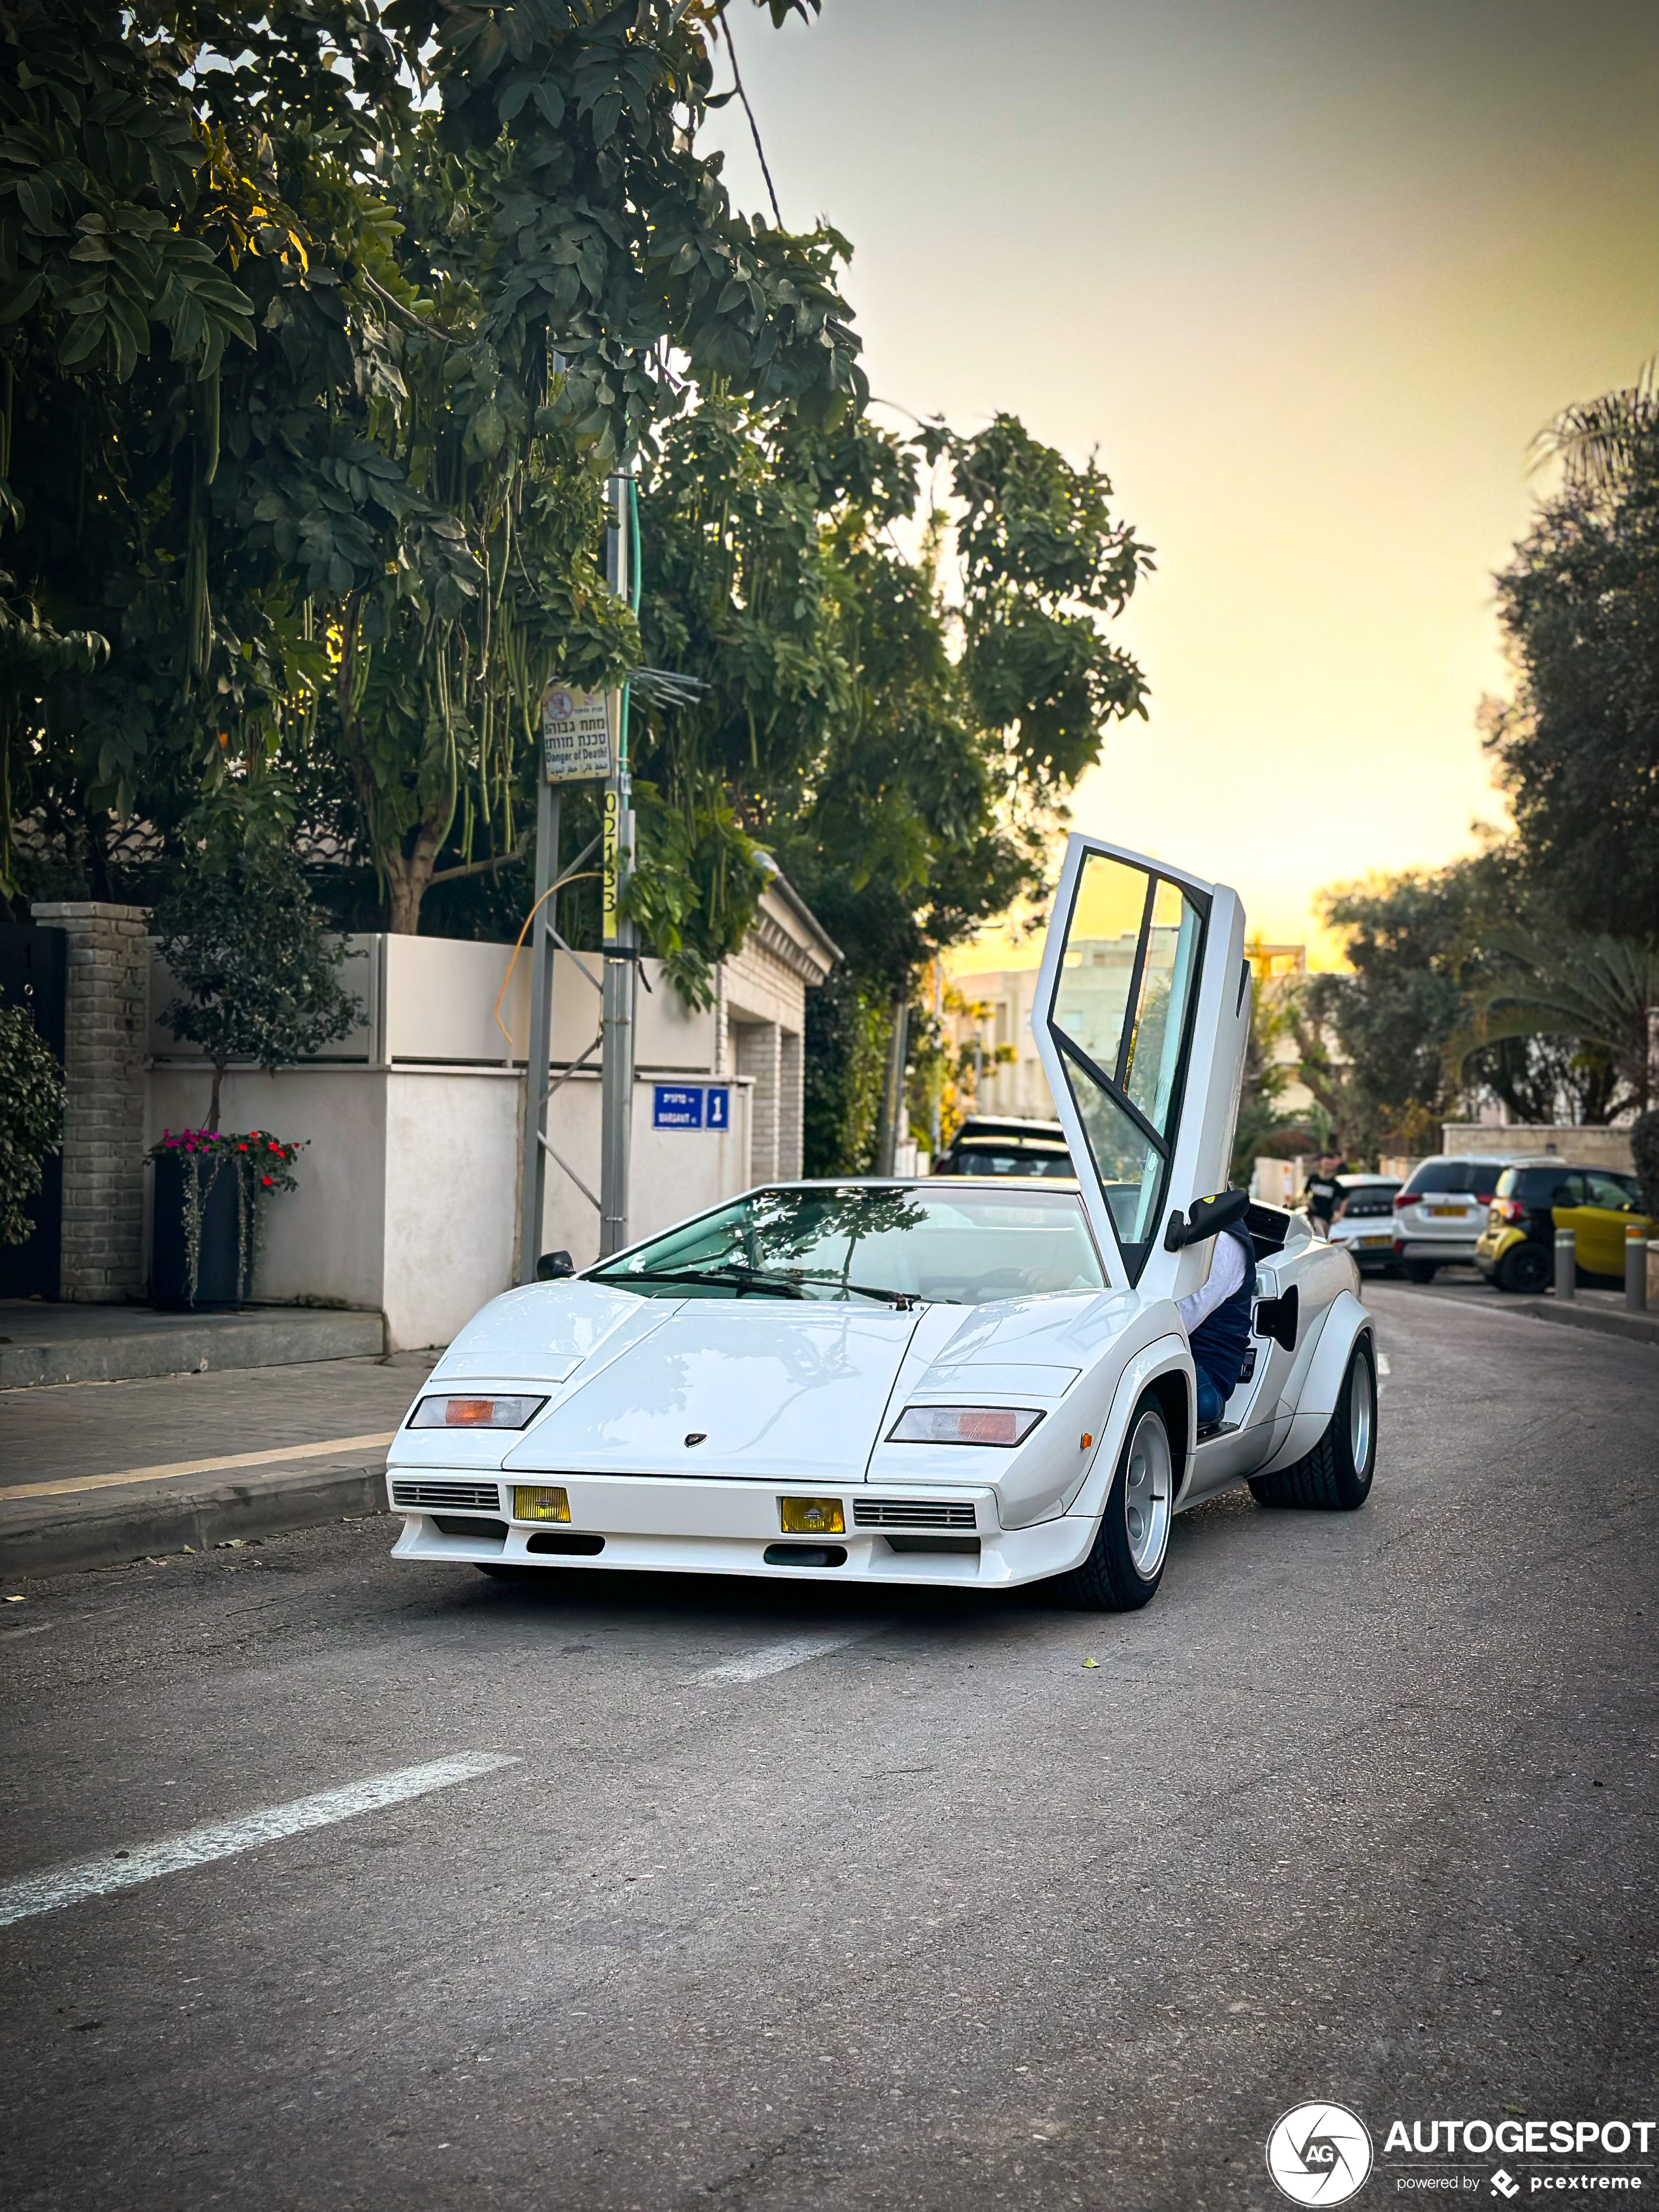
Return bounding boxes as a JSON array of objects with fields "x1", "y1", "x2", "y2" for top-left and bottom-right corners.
[
  {"x1": 1451, "y1": 929, "x2": 1658, "y2": 1121},
  {"x1": 152, "y1": 846, "x2": 360, "y2": 1129},
  {"x1": 1, "y1": 1, "x2": 867, "y2": 931},
  {"x1": 626, "y1": 399, "x2": 1152, "y2": 1164},
  {"x1": 0, "y1": 997, "x2": 62, "y2": 1243},
  {"x1": 1485, "y1": 366, "x2": 1659, "y2": 937}
]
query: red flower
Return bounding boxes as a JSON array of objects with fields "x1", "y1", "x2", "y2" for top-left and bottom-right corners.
[
  {"x1": 238, "y1": 1143, "x2": 248, "y2": 1151},
  {"x1": 261, "y1": 1176, "x2": 274, "y2": 1187}
]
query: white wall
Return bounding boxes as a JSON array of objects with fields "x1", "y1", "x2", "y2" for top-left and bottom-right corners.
[{"x1": 147, "y1": 936, "x2": 758, "y2": 1348}]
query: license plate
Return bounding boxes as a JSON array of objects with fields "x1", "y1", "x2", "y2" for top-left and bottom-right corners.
[
  {"x1": 1359, "y1": 1234, "x2": 1392, "y2": 1247},
  {"x1": 1428, "y1": 1204, "x2": 1465, "y2": 1217}
]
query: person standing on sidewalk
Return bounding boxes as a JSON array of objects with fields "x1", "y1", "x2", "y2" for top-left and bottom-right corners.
[{"x1": 1302, "y1": 1152, "x2": 1345, "y2": 1239}]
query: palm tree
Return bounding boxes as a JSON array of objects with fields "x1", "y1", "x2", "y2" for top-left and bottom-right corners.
[
  {"x1": 1449, "y1": 929, "x2": 1659, "y2": 1120},
  {"x1": 1528, "y1": 357, "x2": 1659, "y2": 498}
]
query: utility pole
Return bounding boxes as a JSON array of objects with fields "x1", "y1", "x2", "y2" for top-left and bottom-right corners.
[
  {"x1": 598, "y1": 469, "x2": 636, "y2": 1256},
  {"x1": 516, "y1": 774, "x2": 560, "y2": 1283}
]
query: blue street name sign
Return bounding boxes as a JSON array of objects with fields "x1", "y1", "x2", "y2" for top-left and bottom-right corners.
[
  {"x1": 653, "y1": 1084, "x2": 703, "y2": 1129},
  {"x1": 652, "y1": 1083, "x2": 733, "y2": 1131}
]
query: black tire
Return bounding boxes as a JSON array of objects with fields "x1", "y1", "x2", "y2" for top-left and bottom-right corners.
[
  {"x1": 1055, "y1": 1396, "x2": 1174, "y2": 1611},
  {"x1": 475, "y1": 1562, "x2": 541, "y2": 1582},
  {"x1": 1249, "y1": 1336, "x2": 1377, "y2": 1511},
  {"x1": 1404, "y1": 1260, "x2": 1438, "y2": 1284},
  {"x1": 1496, "y1": 1243, "x2": 1551, "y2": 1295}
]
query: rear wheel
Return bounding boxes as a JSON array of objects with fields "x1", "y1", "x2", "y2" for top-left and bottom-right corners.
[
  {"x1": 1496, "y1": 1243, "x2": 1551, "y2": 1295},
  {"x1": 1056, "y1": 1398, "x2": 1172, "y2": 1611},
  {"x1": 1404, "y1": 1260, "x2": 1438, "y2": 1284},
  {"x1": 1249, "y1": 1336, "x2": 1376, "y2": 1511}
]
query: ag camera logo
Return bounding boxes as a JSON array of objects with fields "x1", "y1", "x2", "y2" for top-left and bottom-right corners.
[{"x1": 1267, "y1": 2102, "x2": 1376, "y2": 2205}]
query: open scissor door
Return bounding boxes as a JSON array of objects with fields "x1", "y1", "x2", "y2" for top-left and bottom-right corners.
[{"x1": 1031, "y1": 835, "x2": 1249, "y2": 1294}]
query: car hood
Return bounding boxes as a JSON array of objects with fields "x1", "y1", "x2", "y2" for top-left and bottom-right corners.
[{"x1": 499, "y1": 1296, "x2": 924, "y2": 1483}]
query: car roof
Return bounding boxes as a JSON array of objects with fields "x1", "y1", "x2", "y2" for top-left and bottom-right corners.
[
  {"x1": 948, "y1": 1117, "x2": 1067, "y2": 1141},
  {"x1": 771, "y1": 1176, "x2": 1082, "y2": 1191}
]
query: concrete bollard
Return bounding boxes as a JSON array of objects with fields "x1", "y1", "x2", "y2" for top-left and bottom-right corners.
[
  {"x1": 1554, "y1": 1229, "x2": 1577, "y2": 1300},
  {"x1": 1649, "y1": 1240, "x2": 1659, "y2": 1310},
  {"x1": 1627, "y1": 1225, "x2": 1648, "y2": 1313}
]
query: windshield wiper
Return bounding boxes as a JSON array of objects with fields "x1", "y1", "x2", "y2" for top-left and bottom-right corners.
[
  {"x1": 617, "y1": 1265, "x2": 805, "y2": 1299},
  {"x1": 773, "y1": 1270, "x2": 919, "y2": 1310}
]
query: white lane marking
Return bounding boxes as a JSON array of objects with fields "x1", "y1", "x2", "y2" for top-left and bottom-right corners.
[
  {"x1": 0, "y1": 1752, "x2": 519, "y2": 1928},
  {"x1": 1376, "y1": 1353, "x2": 1391, "y2": 1375},
  {"x1": 688, "y1": 1626, "x2": 884, "y2": 1685},
  {"x1": 0, "y1": 1431, "x2": 398, "y2": 1503}
]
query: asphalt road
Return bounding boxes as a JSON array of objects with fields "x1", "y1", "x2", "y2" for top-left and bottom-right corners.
[{"x1": 2, "y1": 1285, "x2": 1655, "y2": 2212}]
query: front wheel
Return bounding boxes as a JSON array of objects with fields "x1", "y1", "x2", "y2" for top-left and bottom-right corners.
[
  {"x1": 1496, "y1": 1243, "x2": 1551, "y2": 1295},
  {"x1": 1055, "y1": 1398, "x2": 1173, "y2": 1611},
  {"x1": 1249, "y1": 1336, "x2": 1376, "y2": 1511}
]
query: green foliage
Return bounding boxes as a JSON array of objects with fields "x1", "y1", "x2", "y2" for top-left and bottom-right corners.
[
  {"x1": 1, "y1": 0, "x2": 866, "y2": 929},
  {"x1": 0, "y1": 995, "x2": 61, "y2": 1243},
  {"x1": 152, "y1": 846, "x2": 360, "y2": 1127},
  {"x1": 1631, "y1": 1109, "x2": 1659, "y2": 1221},
  {"x1": 1486, "y1": 374, "x2": 1659, "y2": 938},
  {"x1": 803, "y1": 970, "x2": 889, "y2": 1178},
  {"x1": 1230, "y1": 961, "x2": 1297, "y2": 1186}
]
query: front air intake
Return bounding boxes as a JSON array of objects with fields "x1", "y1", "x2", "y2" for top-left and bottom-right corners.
[
  {"x1": 853, "y1": 1499, "x2": 978, "y2": 1530},
  {"x1": 391, "y1": 1480, "x2": 502, "y2": 1512}
]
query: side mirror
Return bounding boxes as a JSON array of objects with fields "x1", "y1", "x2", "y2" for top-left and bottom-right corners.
[
  {"x1": 1165, "y1": 1189, "x2": 1251, "y2": 1251},
  {"x1": 536, "y1": 1249, "x2": 575, "y2": 1281}
]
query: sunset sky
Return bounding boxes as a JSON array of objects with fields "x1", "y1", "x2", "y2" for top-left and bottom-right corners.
[{"x1": 711, "y1": 0, "x2": 1658, "y2": 965}]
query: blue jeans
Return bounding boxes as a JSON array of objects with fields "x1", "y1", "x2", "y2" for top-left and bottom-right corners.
[{"x1": 1195, "y1": 1372, "x2": 1227, "y2": 1426}]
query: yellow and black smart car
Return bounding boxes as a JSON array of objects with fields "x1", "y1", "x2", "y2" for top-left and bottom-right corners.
[{"x1": 1474, "y1": 1159, "x2": 1651, "y2": 1294}]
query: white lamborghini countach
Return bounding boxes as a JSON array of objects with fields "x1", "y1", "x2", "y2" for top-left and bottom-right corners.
[{"x1": 387, "y1": 836, "x2": 1377, "y2": 1611}]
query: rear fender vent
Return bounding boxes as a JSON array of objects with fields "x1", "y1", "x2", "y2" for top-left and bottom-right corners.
[
  {"x1": 854, "y1": 1499, "x2": 978, "y2": 1530},
  {"x1": 392, "y1": 1480, "x2": 502, "y2": 1512}
]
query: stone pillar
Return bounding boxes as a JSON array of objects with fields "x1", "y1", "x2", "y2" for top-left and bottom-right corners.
[
  {"x1": 31, "y1": 901, "x2": 149, "y2": 1302},
  {"x1": 733, "y1": 1019, "x2": 781, "y2": 1183},
  {"x1": 778, "y1": 1029, "x2": 803, "y2": 1180}
]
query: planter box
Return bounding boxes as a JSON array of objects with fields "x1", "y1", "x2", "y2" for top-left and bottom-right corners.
[{"x1": 150, "y1": 1151, "x2": 253, "y2": 1309}]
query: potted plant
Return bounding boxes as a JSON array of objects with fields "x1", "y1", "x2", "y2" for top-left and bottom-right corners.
[
  {"x1": 149, "y1": 1127, "x2": 304, "y2": 1307},
  {"x1": 148, "y1": 849, "x2": 358, "y2": 1309}
]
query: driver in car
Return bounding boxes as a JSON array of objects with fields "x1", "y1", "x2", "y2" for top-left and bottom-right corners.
[{"x1": 1176, "y1": 1206, "x2": 1259, "y2": 1429}]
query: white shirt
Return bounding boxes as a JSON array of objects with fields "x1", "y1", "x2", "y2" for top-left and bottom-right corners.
[{"x1": 1176, "y1": 1230, "x2": 1248, "y2": 1338}]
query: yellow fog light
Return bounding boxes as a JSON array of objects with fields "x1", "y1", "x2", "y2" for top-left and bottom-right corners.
[
  {"x1": 513, "y1": 1484, "x2": 571, "y2": 1524},
  {"x1": 778, "y1": 1495, "x2": 845, "y2": 1535}
]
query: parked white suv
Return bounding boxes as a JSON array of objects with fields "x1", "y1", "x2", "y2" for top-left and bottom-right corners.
[
  {"x1": 1391, "y1": 1155, "x2": 1508, "y2": 1281},
  {"x1": 1327, "y1": 1174, "x2": 1403, "y2": 1274}
]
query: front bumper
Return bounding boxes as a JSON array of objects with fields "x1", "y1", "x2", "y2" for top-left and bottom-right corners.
[{"x1": 387, "y1": 1469, "x2": 1096, "y2": 1589}]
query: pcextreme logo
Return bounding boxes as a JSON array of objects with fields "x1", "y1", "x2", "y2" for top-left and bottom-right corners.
[{"x1": 1267, "y1": 2102, "x2": 1376, "y2": 2205}]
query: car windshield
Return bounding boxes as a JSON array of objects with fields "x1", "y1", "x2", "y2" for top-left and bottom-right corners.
[
  {"x1": 939, "y1": 1147, "x2": 1075, "y2": 1178},
  {"x1": 1406, "y1": 1161, "x2": 1506, "y2": 1195},
  {"x1": 588, "y1": 1185, "x2": 1107, "y2": 1306}
]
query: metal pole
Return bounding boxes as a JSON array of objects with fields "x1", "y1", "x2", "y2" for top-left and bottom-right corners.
[
  {"x1": 599, "y1": 470, "x2": 634, "y2": 1256},
  {"x1": 1554, "y1": 1228, "x2": 1577, "y2": 1301},
  {"x1": 1626, "y1": 1223, "x2": 1647, "y2": 1312},
  {"x1": 517, "y1": 777, "x2": 559, "y2": 1283}
]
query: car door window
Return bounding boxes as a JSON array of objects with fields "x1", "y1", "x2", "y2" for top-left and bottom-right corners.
[
  {"x1": 1046, "y1": 852, "x2": 1206, "y2": 1274},
  {"x1": 1583, "y1": 1172, "x2": 1636, "y2": 1211}
]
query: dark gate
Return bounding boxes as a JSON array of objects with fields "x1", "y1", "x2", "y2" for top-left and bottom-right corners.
[{"x1": 0, "y1": 920, "x2": 67, "y2": 1299}]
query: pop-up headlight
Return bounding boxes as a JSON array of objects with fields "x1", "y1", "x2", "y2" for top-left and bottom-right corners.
[
  {"x1": 409, "y1": 1394, "x2": 547, "y2": 1430},
  {"x1": 888, "y1": 1405, "x2": 1043, "y2": 1447}
]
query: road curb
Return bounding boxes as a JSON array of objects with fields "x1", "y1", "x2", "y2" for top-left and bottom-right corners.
[
  {"x1": 1509, "y1": 1299, "x2": 1659, "y2": 1348},
  {"x1": 0, "y1": 1461, "x2": 390, "y2": 1580},
  {"x1": 0, "y1": 1310, "x2": 387, "y2": 1392}
]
